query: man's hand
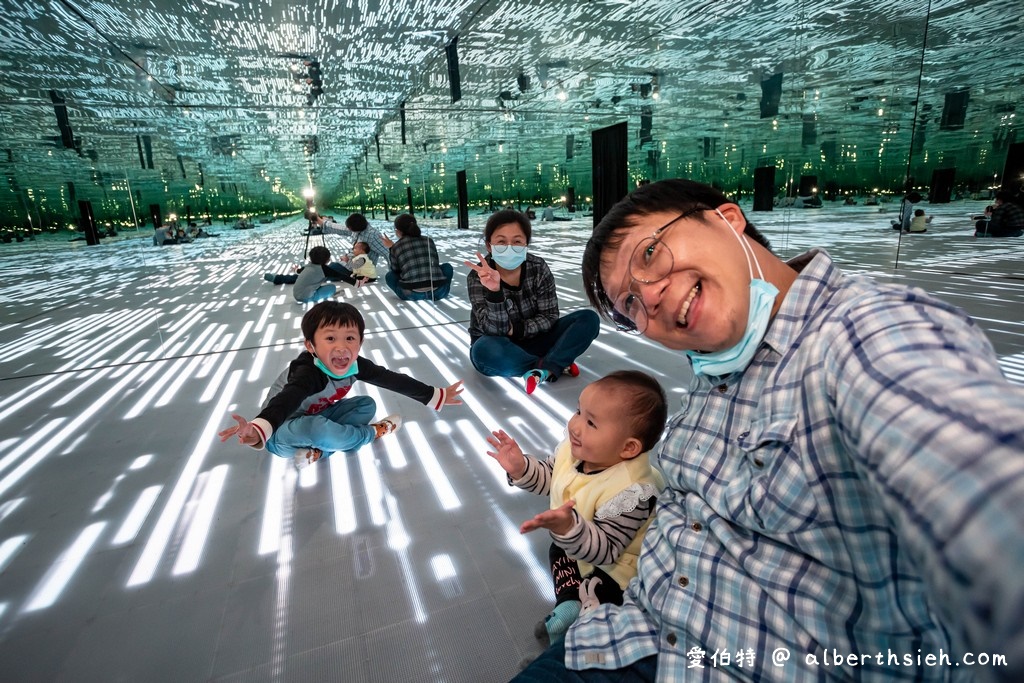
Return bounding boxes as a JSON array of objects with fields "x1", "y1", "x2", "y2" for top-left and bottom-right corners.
[
  {"x1": 485, "y1": 429, "x2": 527, "y2": 478},
  {"x1": 520, "y1": 500, "x2": 576, "y2": 536}
]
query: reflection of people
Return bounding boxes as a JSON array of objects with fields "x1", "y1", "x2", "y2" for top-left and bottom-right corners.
[
  {"x1": 514, "y1": 178, "x2": 1024, "y2": 681},
  {"x1": 317, "y1": 213, "x2": 391, "y2": 267},
  {"x1": 346, "y1": 241, "x2": 378, "y2": 284},
  {"x1": 892, "y1": 191, "x2": 923, "y2": 231},
  {"x1": 384, "y1": 214, "x2": 453, "y2": 301},
  {"x1": 907, "y1": 208, "x2": 931, "y2": 233},
  {"x1": 487, "y1": 371, "x2": 666, "y2": 646},
  {"x1": 976, "y1": 191, "x2": 1024, "y2": 237},
  {"x1": 464, "y1": 210, "x2": 600, "y2": 395},
  {"x1": 219, "y1": 302, "x2": 463, "y2": 469}
]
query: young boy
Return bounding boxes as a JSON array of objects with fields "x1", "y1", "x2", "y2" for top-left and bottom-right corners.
[
  {"x1": 263, "y1": 246, "x2": 365, "y2": 301},
  {"x1": 220, "y1": 301, "x2": 464, "y2": 468},
  {"x1": 485, "y1": 370, "x2": 667, "y2": 644}
]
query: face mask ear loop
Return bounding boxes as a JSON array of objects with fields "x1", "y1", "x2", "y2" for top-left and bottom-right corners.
[{"x1": 716, "y1": 209, "x2": 764, "y2": 281}]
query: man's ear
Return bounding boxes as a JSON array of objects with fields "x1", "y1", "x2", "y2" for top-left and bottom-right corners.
[
  {"x1": 716, "y1": 203, "x2": 746, "y2": 235},
  {"x1": 620, "y1": 437, "x2": 644, "y2": 460}
]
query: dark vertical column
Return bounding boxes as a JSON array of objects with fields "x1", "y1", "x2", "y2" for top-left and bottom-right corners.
[
  {"x1": 566, "y1": 187, "x2": 576, "y2": 213},
  {"x1": 591, "y1": 122, "x2": 628, "y2": 227},
  {"x1": 929, "y1": 168, "x2": 956, "y2": 203},
  {"x1": 753, "y1": 166, "x2": 776, "y2": 212},
  {"x1": 383, "y1": 194, "x2": 390, "y2": 221},
  {"x1": 78, "y1": 200, "x2": 99, "y2": 245},
  {"x1": 1000, "y1": 142, "x2": 1024, "y2": 196},
  {"x1": 456, "y1": 170, "x2": 469, "y2": 230},
  {"x1": 149, "y1": 203, "x2": 163, "y2": 228},
  {"x1": 406, "y1": 186, "x2": 414, "y2": 215}
]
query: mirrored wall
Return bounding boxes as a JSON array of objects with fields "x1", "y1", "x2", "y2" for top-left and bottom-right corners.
[{"x1": 0, "y1": 0, "x2": 1019, "y2": 264}]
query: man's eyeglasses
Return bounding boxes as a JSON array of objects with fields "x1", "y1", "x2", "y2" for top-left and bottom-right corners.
[{"x1": 609, "y1": 207, "x2": 708, "y2": 334}]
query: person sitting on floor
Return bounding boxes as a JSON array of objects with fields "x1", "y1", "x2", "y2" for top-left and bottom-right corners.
[
  {"x1": 384, "y1": 214, "x2": 454, "y2": 301},
  {"x1": 907, "y1": 208, "x2": 931, "y2": 233},
  {"x1": 976, "y1": 191, "x2": 1024, "y2": 238}
]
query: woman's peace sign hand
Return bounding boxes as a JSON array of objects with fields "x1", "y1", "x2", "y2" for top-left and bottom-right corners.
[{"x1": 464, "y1": 251, "x2": 501, "y2": 291}]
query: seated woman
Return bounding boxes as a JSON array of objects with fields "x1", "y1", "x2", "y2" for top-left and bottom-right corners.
[
  {"x1": 384, "y1": 214, "x2": 453, "y2": 301},
  {"x1": 464, "y1": 209, "x2": 601, "y2": 395}
]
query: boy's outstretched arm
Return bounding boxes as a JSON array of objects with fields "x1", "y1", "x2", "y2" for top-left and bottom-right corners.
[
  {"x1": 520, "y1": 500, "x2": 576, "y2": 536},
  {"x1": 218, "y1": 414, "x2": 265, "y2": 448}
]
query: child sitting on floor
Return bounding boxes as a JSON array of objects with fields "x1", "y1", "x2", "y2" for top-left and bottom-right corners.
[
  {"x1": 341, "y1": 241, "x2": 378, "y2": 285},
  {"x1": 220, "y1": 301, "x2": 463, "y2": 469},
  {"x1": 485, "y1": 370, "x2": 667, "y2": 645}
]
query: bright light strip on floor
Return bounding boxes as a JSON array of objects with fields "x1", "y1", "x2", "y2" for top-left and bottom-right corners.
[
  {"x1": 0, "y1": 418, "x2": 66, "y2": 481},
  {"x1": 328, "y1": 454, "x2": 357, "y2": 535},
  {"x1": 383, "y1": 494, "x2": 428, "y2": 624},
  {"x1": 123, "y1": 356, "x2": 193, "y2": 419},
  {"x1": 404, "y1": 421, "x2": 461, "y2": 510},
  {"x1": 129, "y1": 454, "x2": 153, "y2": 470},
  {"x1": 172, "y1": 464, "x2": 228, "y2": 575},
  {"x1": 112, "y1": 485, "x2": 163, "y2": 545},
  {"x1": 0, "y1": 374, "x2": 72, "y2": 421},
  {"x1": 154, "y1": 354, "x2": 206, "y2": 408},
  {"x1": 358, "y1": 451, "x2": 387, "y2": 526},
  {"x1": 429, "y1": 553, "x2": 456, "y2": 581},
  {"x1": 258, "y1": 456, "x2": 288, "y2": 555},
  {"x1": 200, "y1": 351, "x2": 239, "y2": 403},
  {"x1": 0, "y1": 534, "x2": 29, "y2": 573},
  {"x1": 52, "y1": 367, "x2": 113, "y2": 408},
  {"x1": 91, "y1": 474, "x2": 125, "y2": 513},
  {"x1": 23, "y1": 522, "x2": 106, "y2": 612},
  {"x1": 372, "y1": 312, "x2": 416, "y2": 360},
  {"x1": 0, "y1": 497, "x2": 24, "y2": 524},
  {"x1": 127, "y1": 370, "x2": 242, "y2": 586},
  {"x1": 247, "y1": 323, "x2": 277, "y2": 382},
  {"x1": 298, "y1": 460, "x2": 317, "y2": 488}
]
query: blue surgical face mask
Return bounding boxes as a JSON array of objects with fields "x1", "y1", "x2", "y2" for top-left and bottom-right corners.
[
  {"x1": 490, "y1": 244, "x2": 527, "y2": 270},
  {"x1": 684, "y1": 210, "x2": 778, "y2": 378},
  {"x1": 314, "y1": 356, "x2": 359, "y2": 380}
]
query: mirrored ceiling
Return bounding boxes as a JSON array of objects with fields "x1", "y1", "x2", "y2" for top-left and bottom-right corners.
[{"x1": 0, "y1": 0, "x2": 1021, "y2": 230}]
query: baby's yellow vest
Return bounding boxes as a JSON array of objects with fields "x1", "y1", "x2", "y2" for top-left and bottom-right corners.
[{"x1": 548, "y1": 439, "x2": 662, "y2": 589}]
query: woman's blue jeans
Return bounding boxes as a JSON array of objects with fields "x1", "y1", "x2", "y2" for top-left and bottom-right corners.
[
  {"x1": 384, "y1": 263, "x2": 454, "y2": 301},
  {"x1": 265, "y1": 395, "x2": 377, "y2": 458},
  {"x1": 470, "y1": 309, "x2": 600, "y2": 379}
]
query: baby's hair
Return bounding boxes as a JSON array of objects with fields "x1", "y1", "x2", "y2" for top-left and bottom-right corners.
[
  {"x1": 591, "y1": 370, "x2": 668, "y2": 452},
  {"x1": 353, "y1": 241, "x2": 370, "y2": 253},
  {"x1": 301, "y1": 301, "x2": 365, "y2": 341},
  {"x1": 308, "y1": 245, "x2": 331, "y2": 265},
  {"x1": 914, "y1": 208, "x2": 925, "y2": 217}
]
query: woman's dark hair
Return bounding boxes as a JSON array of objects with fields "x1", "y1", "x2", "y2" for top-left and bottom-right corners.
[
  {"x1": 301, "y1": 301, "x2": 365, "y2": 341},
  {"x1": 394, "y1": 213, "x2": 421, "y2": 238},
  {"x1": 345, "y1": 213, "x2": 369, "y2": 233},
  {"x1": 582, "y1": 178, "x2": 772, "y2": 318},
  {"x1": 308, "y1": 245, "x2": 331, "y2": 265},
  {"x1": 484, "y1": 209, "x2": 532, "y2": 244},
  {"x1": 592, "y1": 370, "x2": 668, "y2": 452}
]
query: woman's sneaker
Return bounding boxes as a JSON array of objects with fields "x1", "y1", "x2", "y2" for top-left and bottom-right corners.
[{"x1": 371, "y1": 414, "x2": 402, "y2": 439}]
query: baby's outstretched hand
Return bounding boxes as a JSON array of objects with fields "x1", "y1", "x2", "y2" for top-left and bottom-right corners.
[
  {"x1": 485, "y1": 429, "x2": 526, "y2": 478},
  {"x1": 520, "y1": 500, "x2": 576, "y2": 536}
]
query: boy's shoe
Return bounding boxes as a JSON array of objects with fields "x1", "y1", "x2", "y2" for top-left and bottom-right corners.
[
  {"x1": 523, "y1": 369, "x2": 551, "y2": 395},
  {"x1": 371, "y1": 414, "x2": 402, "y2": 439},
  {"x1": 293, "y1": 447, "x2": 322, "y2": 470},
  {"x1": 565, "y1": 362, "x2": 580, "y2": 378}
]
